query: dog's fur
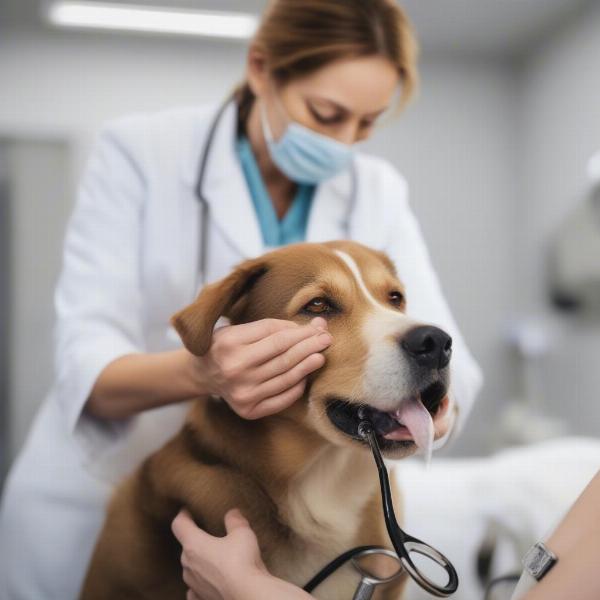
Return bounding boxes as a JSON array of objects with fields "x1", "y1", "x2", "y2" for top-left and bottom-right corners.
[{"x1": 80, "y1": 240, "x2": 454, "y2": 600}]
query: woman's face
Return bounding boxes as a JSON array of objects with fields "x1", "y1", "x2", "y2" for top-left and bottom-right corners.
[{"x1": 249, "y1": 54, "x2": 400, "y2": 145}]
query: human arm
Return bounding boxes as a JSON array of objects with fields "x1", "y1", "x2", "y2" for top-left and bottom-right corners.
[
  {"x1": 171, "y1": 508, "x2": 316, "y2": 600},
  {"x1": 518, "y1": 470, "x2": 600, "y2": 600},
  {"x1": 85, "y1": 349, "x2": 208, "y2": 420},
  {"x1": 86, "y1": 316, "x2": 331, "y2": 420},
  {"x1": 55, "y1": 119, "x2": 331, "y2": 457},
  {"x1": 52, "y1": 120, "x2": 150, "y2": 455}
]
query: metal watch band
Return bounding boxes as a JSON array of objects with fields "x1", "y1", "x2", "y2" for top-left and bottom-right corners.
[{"x1": 522, "y1": 542, "x2": 558, "y2": 581}]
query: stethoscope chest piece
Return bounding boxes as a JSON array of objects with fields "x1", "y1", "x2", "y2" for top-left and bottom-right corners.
[{"x1": 351, "y1": 547, "x2": 404, "y2": 600}]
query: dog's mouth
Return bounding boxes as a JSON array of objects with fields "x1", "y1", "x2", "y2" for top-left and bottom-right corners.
[{"x1": 325, "y1": 380, "x2": 449, "y2": 453}]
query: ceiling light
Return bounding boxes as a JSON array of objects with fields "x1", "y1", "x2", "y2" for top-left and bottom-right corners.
[{"x1": 46, "y1": 1, "x2": 259, "y2": 40}]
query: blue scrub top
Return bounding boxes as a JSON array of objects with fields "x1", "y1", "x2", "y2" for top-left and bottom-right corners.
[{"x1": 236, "y1": 135, "x2": 315, "y2": 247}]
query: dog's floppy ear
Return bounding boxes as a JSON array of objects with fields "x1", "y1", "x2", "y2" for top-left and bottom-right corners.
[{"x1": 170, "y1": 258, "x2": 268, "y2": 356}]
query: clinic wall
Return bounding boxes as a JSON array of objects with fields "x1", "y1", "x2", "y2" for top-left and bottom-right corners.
[
  {"x1": 0, "y1": 143, "x2": 10, "y2": 484},
  {"x1": 516, "y1": 0, "x2": 600, "y2": 437},
  {"x1": 5, "y1": 140, "x2": 72, "y2": 459},
  {"x1": 0, "y1": 30, "x2": 248, "y2": 179},
  {"x1": 363, "y1": 57, "x2": 520, "y2": 455},
  {"x1": 0, "y1": 29, "x2": 519, "y2": 457}
]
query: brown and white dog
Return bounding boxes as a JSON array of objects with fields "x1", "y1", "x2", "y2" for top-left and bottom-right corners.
[{"x1": 80, "y1": 240, "x2": 456, "y2": 600}]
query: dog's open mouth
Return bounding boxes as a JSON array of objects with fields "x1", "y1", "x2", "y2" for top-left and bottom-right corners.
[{"x1": 325, "y1": 380, "x2": 449, "y2": 454}]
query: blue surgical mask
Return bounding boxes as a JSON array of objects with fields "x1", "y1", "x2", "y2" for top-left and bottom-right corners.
[{"x1": 260, "y1": 99, "x2": 354, "y2": 184}]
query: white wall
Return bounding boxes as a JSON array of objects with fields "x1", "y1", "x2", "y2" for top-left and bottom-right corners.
[
  {"x1": 0, "y1": 30, "x2": 248, "y2": 180},
  {"x1": 0, "y1": 28, "x2": 520, "y2": 456},
  {"x1": 517, "y1": 0, "x2": 600, "y2": 437},
  {"x1": 0, "y1": 143, "x2": 10, "y2": 481},
  {"x1": 4, "y1": 140, "x2": 71, "y2": 456}
]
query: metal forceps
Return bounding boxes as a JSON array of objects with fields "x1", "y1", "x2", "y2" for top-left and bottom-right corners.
[
  {"x1": 357, "y1": 418, "x2": 459, "y2": 597},
  {"x1": 351, "y1": 547, "x2": 403, "y2": 599}
]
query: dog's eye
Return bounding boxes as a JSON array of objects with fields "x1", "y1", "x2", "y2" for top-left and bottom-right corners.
[
  {"x1": 389, "y1": 291, "x2": 405, "y2": 307},
  {"x1": 303, "y1": 297, "x2": 335, "y2": 314}
]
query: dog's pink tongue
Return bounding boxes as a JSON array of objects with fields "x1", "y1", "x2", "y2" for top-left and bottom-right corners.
[{"x1": 393, "y1": 396, "x2": 434, "y2": 464}]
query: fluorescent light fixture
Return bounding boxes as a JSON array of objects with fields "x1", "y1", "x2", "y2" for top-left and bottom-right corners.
[{"x1": 46, "y1": 1, "x2": 259, "y2": 40}]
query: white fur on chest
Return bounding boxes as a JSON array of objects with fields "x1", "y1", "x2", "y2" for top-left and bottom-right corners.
[{"x1": 274, "y1": 446, "x2": 379, "y2": 599}]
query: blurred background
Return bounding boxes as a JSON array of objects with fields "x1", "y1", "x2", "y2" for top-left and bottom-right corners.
[
  {"x1": 1, "y1": 2, "x2": 599, "y2": 597},
  {"x1": 1, "y1": 0, "x2": 599, "y2": 483}
]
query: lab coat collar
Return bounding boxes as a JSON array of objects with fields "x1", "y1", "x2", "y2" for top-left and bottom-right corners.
[{"x1": 184, "y1": 99, "x2": 355, "y2": 259}]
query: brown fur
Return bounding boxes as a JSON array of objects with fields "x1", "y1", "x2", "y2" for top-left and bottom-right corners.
[{"x1": 81, "y1": 241, "x2": 429, "y2": 600}]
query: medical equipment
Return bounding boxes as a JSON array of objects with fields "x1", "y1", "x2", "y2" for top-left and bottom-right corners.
[
  {"x1": 194, "y1": 97, "x2": 230, "y2": 290},
  {"x1": 351, "y1": 548, "x2": 404, "y2": 599},
  {"x1": 302, "y1": 413, "x2": 459, "y2": 598},
  {"x1": 194, "y1": 95, "x2": 357, "y2": 290}
]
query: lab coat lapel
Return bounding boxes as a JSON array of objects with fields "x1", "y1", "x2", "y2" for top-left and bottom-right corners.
[
  {"x1": 306, "y1": 169, "x2": 352, "y2": 242},
  {"x1": 307, "y1": 165, "x2": 374, "y2": 245},
  {"x1": 197, "y1": 101, "x2": 264, "y2": 260}
]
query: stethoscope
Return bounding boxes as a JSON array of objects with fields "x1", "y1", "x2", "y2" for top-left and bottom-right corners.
[
  {"x1": 193, "y1": 97, "x2": 230, "y2": 291},
  {"x1": 301, "y1": 413, "x2": 459, "y2": 598},
  {"x1": 194, "y1": 96, "x2": 459, "y2": 598}
]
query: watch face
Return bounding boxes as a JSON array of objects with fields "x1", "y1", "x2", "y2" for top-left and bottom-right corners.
[{"x1": 523, "y1": 542, "x2": 558, "y2": 580}]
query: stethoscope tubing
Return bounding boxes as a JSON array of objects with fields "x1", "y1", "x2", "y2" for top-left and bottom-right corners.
[
  {"x1": 194, "y1": 96, "x2": 234, "y2": 291},
  {"x1": 358, "y1": 420, "x2": 459, "y2": 597}
]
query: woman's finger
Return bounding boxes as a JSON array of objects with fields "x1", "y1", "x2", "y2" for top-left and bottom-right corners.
[
  {"x1": 224, "y1": 508, "x2": 250, "y2": 533},
  {"x1": 227, "y1": 318, "x2": 299, "y2": 345},
  {"x1": 251, "y1": 332, "x2": 331, "y2": 383},
  {"x1": 250, "y1": 352, "x2": 326, "y2": 403},
  {"x1": 244, "y1": 379, "x2": 307, "y2": 420},
  {"x1": 242, "y1": 323, "x2": 329, "y2": 369},
  {"x1": 171, "y1": 509, "x2": 208, "y2": 546}
]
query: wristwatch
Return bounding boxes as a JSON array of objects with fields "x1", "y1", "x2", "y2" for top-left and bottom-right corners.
[{"x1": 522, "y1": 542, "x2": 558, "y2": 581}]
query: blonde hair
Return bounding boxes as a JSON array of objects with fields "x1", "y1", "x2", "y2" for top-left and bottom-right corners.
[{"x1": 235, "y1": 0, "x2": 419, "y2": 126}]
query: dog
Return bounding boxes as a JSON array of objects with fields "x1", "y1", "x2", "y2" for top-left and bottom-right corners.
[{"x1": 80, "y1": 240, "x2": 456, "y2": 600}]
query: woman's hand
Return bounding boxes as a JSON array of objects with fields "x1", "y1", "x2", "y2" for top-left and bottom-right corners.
[
  {"x1": 189, "y1": 316, "x2": 332, "y2": 420},
  {"x1": 171, "y1": 508, "x2": 315, "y2": 600},
  {"x1": 172, "y1": 508, "x2": 267, "y2": 600}
]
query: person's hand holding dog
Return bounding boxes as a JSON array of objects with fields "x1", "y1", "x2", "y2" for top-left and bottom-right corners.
[
  {"x1": 172, "y1": 316, "x2": 330, "y2": 597},
  {"x1": 171, "y1": 507, "x2": 315, "y2": 600},
  {"x1": 187, "y1": 316, "x2": 332, "y2": 420}
]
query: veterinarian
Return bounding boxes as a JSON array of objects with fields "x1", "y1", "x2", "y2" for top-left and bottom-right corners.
[{"x1": 0, "y1": 0, "x2": 483, "y2": 598}]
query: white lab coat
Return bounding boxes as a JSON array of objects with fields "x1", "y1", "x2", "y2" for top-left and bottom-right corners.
[{"x1": 0, "y1": 101, "x2": 483, "y2": 599}]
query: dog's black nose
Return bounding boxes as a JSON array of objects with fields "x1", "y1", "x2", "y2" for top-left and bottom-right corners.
[{"x1": 401, "y1": 326, "x2": 452, "y2": 369}]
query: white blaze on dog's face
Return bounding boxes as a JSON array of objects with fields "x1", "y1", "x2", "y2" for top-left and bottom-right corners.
[
  {"x1": 172, "y1": 240, "x2": 456, "y2": 460},
  {"x1": 290, "y1": 242, "x2": 454, "y2": 460}
]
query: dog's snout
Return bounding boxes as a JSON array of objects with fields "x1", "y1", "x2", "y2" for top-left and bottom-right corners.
[{"x1": 401, "y1": 326, "x2": 452, "y2": 369}]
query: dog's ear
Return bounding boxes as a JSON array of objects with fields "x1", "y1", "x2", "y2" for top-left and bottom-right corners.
[{"x1": 171, "y1": 258, "x2": 268, "y2": 356}]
